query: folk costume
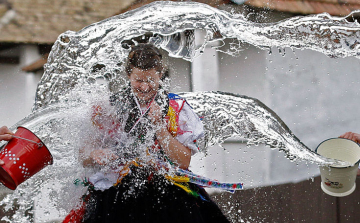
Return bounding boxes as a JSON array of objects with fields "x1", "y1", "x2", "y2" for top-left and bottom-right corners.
[{"x1": 63, "y1": 86, "x2": 230, "y2": 223}]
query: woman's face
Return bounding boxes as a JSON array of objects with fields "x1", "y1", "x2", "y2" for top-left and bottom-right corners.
[{"x1": 129, "y1": 67, "x2": 161, "y2": 105}]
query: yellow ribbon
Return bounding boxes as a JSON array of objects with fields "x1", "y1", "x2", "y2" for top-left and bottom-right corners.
[
  {"x1": 113, "y1": 160, "x2": 141, "y2": 186},
  {"x1": 166, "y1": 106, "x2": 178, "y2": 137}
]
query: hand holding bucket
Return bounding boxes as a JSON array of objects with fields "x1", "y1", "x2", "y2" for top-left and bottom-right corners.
[
  {"x1": 0, "y1": 126, "x2": 53, "y2": 190},
  {"x1": 0, "y1": 126, "x2": 14, "y2": 166},
  {"x1": 316, "y1": 138, "x2": 360, "y2": 197}
]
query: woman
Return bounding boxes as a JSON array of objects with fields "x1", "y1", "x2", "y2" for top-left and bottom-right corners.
[{"x1": 66, "y1": 44, "x2": 229, "y2": 223}]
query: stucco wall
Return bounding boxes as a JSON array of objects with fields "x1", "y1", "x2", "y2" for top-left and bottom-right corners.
[
  {"x1": 196, "y1": 41, "x2": 360, "y2": 188},
  {"x1": 0, "y1": 45, "x2": 42, "y2": 128}
]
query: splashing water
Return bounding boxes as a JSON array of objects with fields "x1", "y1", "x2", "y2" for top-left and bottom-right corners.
[
  {"x1": 181, "y1": 91, "x2": 338, "y2": 164},
  {"x1": 34, "y1": 2, "x2": 360, "y2": 109},
  {"x1": 1, "y1": 1, "x2": 360, "y2": 222}
]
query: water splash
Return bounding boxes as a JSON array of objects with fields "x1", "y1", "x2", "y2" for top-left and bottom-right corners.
[
  {"x1": 1, "y1": 1, "x2": 359, "y2": 222},
  {"x1": 181, "y1": 91, "x2": 344, "y2": 165},
  {"x1": 34, "y1": 1, "x2": 360, "y2": 109},
  {"x1": 0, "y1": 86, "x2": 112, "y2": 222}
]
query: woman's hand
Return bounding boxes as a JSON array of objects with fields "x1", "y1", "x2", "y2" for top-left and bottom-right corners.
[
  {"x1": 148, "y1": 102, "x2": 163, "y2": 126},
  {"x1": 148, "y1": 101, "x2": 191, "y2": 169},
  {"x1": 0, "y1": 126, "x2": 14, "y2": 141},
  {"x1": 339, "y1": 132, "x2": 360, "y2": 176},
  {"x1": 156, "y1": 126, "x2": 191, "y2": 169},
  {"x1": 0, "y1": 126, "x2": 14, "y2": 165},
  {"x1": 81, "y1": 148, "x2": 119, "y2": 166},
  {"x1": 90, "y1": 149, "x2": 119, "y2": 166},
  {"x1": 339, "y1": 132, "x2": 360, "y2": 144}
]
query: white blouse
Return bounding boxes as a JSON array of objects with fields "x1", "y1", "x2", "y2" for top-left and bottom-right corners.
[{"x1": 88, "y1": 95, "x2": 204, "y2": 191}]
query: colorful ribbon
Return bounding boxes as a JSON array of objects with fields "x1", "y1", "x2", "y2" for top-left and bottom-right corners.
[{"x1": 175, "y1": 168, "x2": 243, "y2": 192}]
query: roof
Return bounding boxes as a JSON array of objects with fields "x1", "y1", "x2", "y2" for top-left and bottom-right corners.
[
  {"x1": 244, "y1": 0, "x2": 360, "y2": 17},
  {"x1": 1, "y1": 0, "x2": 357, "y2": 45},
  {"x1": 0, "y1": 0, "x2": 135, "y2": 44}
]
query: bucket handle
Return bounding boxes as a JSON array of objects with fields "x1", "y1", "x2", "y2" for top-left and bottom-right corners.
[{"x1": 12, "y1": 136, "x2": 43, "y2": 148}]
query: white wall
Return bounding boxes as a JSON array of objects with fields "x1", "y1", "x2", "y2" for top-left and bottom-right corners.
[
  {"x1": 218, "y1": 42, "x2": 270, "y2": 104},
  {"x1": 0, "y1": 45, "x2": 42, "y2": 128},
  {"x1": 191, "y1": 41, "x2": 360, "y2": 189},
  {"x1": 187, "y1": 39, "x2": 275, "y2": 188},
  {"x1": 266, "y1": 47, "x2": 360, "y2": 184},
  {"x1": 167, "y1": 56, "x2": 192, "y2": 92}
]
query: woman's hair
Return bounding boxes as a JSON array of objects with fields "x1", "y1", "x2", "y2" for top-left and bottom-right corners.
[{"x1": 125, "y1": 43, "x2": 163, "y2": 75}]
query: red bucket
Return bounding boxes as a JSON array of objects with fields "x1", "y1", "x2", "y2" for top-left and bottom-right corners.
[{"x1": 0, "y1": 126, "x2": 53, "y2": 190}]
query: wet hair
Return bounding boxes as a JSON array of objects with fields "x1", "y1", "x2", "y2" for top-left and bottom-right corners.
[{"x1": 125, "y1": 43, "x2": 163, "y2": 75}]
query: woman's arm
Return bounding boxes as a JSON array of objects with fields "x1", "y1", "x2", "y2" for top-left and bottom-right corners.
[
  {"x1": 156, "y1": 126, "x2": 191, "y2": 169},
  {"x1": 80, "y1": 104, "x2": 119, "y2": 167},
  {"x1": 79, "y1": 133, "x2": 118, "y2": 167},
  {"x1": 149, "y1": 102, "x2": 191, "y2": 169}
]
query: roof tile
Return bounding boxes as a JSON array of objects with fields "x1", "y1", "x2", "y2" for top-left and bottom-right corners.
[
  {"x1": 1, "y1": 0, "x2": 359, "y2": 44},
  {"x1": 0, "y1": 0, "x2": 135, "y2": 44},
  {"x1": 245, "y1": 0, "x2": 360, "y2": 16}
]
